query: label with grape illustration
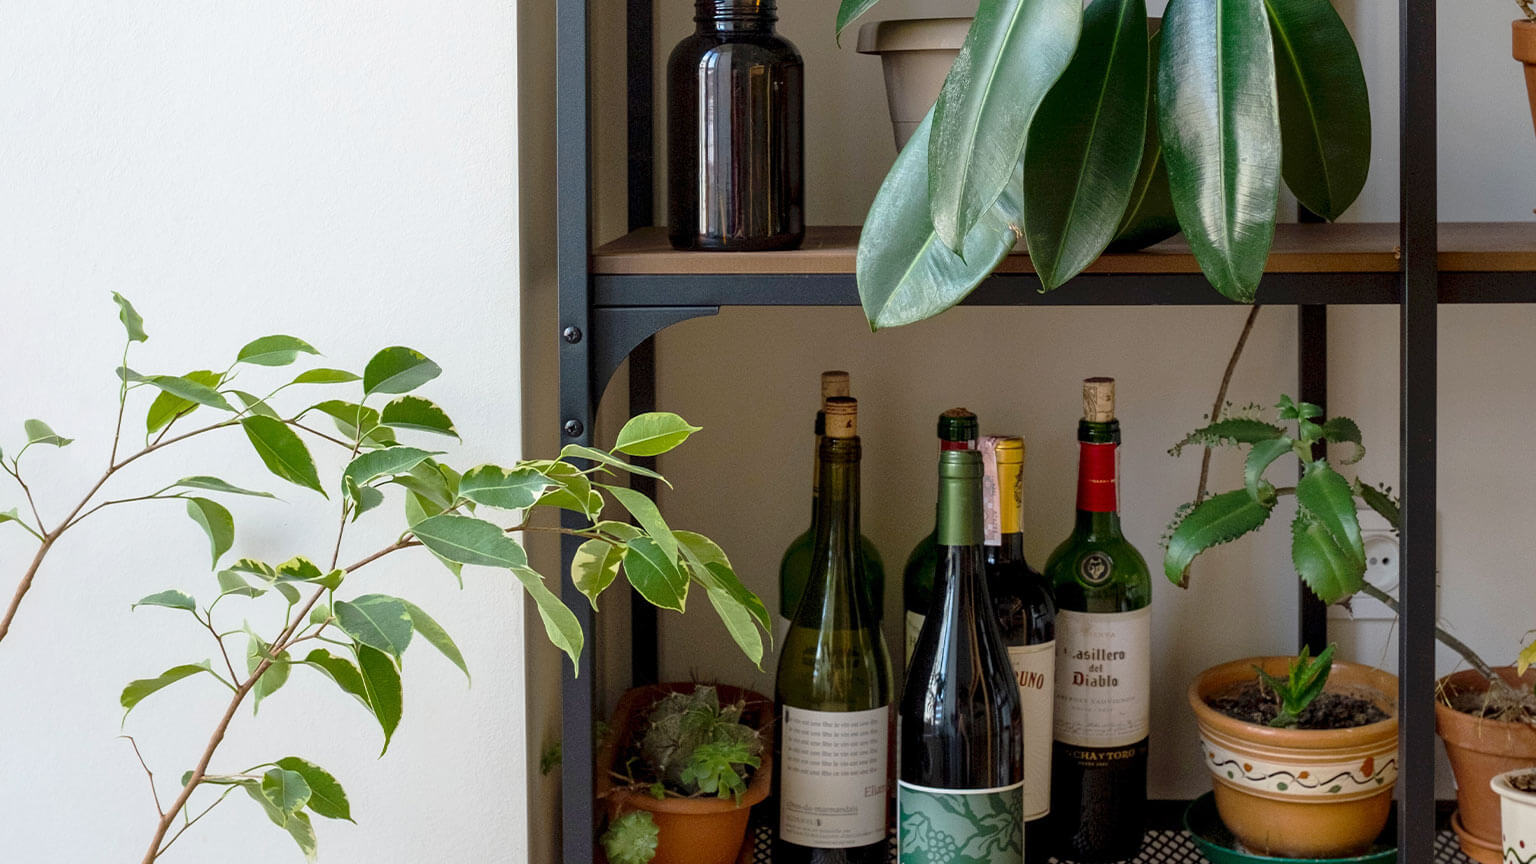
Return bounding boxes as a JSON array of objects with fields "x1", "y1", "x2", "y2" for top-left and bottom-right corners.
[{"x1": 898, "y1": 780, "x2": 1024, "y2": 864}]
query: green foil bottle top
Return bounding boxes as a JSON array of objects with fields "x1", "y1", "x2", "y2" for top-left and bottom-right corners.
[{"x1": 937, "y1": 449, "x2": 983, "y2": 547}]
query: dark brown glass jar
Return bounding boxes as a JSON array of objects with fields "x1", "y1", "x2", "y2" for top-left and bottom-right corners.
[{"x1": 667, "y1": 0, "x2": 804, "y2": 251}]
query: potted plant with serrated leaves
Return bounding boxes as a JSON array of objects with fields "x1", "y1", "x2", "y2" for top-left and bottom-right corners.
[
  {"x1": 1163, "y1": 393, "x2": 1536, "y2": 861},
  {"x1": 0, "y1": 295, "x2": 770, "y2": 863},
  {"x1": 597, "y1": 684, "x2": 771, "y2": 864},
  {"x1": 836, "y1": 0, "x2": 1371, "y2": 329}
]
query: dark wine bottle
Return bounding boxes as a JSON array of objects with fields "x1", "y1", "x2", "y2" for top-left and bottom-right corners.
[
  {"x1": 776, "y1": 397, "x2": 893, "y2": 864},
  {"x1": 902, "y1": 408, "x2": 979, "y2": 666},
  {"x1": 981, "y1": 436, "x2": 1057, "y2": 864},
  {"x1": 900, "y1": 448, "x2": 1024, "y2": 864},
  {"x1": 666, "y1": 0, "x2": 803, "y2": 251},
  {"x1": 1045, "y1": 378, "x2": 1151, "y2": 862},
  {"x1": 779, "y1": 372, "x2": 887, "y2": 652}
]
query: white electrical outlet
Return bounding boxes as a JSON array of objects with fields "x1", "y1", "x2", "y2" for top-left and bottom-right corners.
[{"x1": 1330, "y1": 508, "x2": 1401, "y2": 621}]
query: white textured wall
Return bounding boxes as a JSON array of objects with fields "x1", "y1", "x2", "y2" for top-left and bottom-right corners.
[
  {"x1": 580, "y1": 0, "x2": 1536, "y2": 802},
  {"x1": 0, "y1": 2, "x2": 530, "y2": 861}
]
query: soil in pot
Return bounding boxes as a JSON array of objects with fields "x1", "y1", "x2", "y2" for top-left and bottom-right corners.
[
  {"x1": 1211, "y1": 681, "x2": 1390, "y2": 729},
  {"x1": 1513, "y1": 772, "x2": 1536, "y2": 793}
]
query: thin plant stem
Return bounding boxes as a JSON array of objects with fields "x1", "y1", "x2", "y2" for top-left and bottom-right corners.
[
  {"x1": 1196, "y1": 305, "x2": 1262, "y2": 504},
  {"x1": 121, "y1": 735, "x2": 164, "y2": 817},
  {"x1": 154, "y1": 786, "x2": 236, "y2": 860}
]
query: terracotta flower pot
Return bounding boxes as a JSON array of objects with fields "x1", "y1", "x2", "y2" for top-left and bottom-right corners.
[
  {"x1": 1493, "y1": 769, "x2": 1536, "y2": 864},
  {"x1": 596, "y1": 683, "x2": 772, "y2": 864},
  {"x1": 1515, "y1": 20, "x2": 1536, "y2": 141},
  {"x1": 1436, "y1": 667, "x2": 1536, "y2": 864},
  {"x1": 856, "y1": 18, "x2": 971, "y2": 151},
  {"x1": 1189, "y1": 657, "x2": 1399, "y2": 858}
]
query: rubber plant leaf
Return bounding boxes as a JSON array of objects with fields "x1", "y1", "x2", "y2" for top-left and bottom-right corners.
[
  {"x1": 1110, "y1": 27, "x2": 1181, "y2": 250},
  {"x1": 1024, "y1": 0, "x2": 1150, "y2": 290},
  {"x1": 1158, "y1": 0, "x2": 1281, "y2": 302},
  {"x1": 857, "y1": 111, "x2": 1023, "y2": 330},
  {"x1": 928, "y1": 0, "x2": 1081, "y2": 251},
  {"x1": 836, "y1": 0, "x2": 884, "y2": 42},
  {"x1": 1265, "y1": 0, "x2": 1371, "y2": 221}
]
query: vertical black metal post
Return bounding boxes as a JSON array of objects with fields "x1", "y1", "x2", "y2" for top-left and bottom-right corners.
[
  {"x1": 1297, "y1": 305, "x2": 1329, "y2": 655},
  {"x1": 557, "y1": 0, "x2": 595, "y2": 860},
  {"x1": 1398, "y1": 0, "x2": 1438, "y2": 857},
  {"x1": 626, "y1": 0, "x2": 661, "y2": 688}
]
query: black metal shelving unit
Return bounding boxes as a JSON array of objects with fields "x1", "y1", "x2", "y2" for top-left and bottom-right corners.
[{"x1": 554, "y1": 0, "x2": 1531, "y2": 861}]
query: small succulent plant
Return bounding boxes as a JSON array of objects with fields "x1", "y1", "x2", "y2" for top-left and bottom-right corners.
[{"x1": 638, "y1": 686, "x2": 763, "y2": 801}]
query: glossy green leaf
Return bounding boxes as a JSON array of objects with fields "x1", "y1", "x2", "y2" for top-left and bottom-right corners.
[
  {"x1": 185, "y1": 497, "x2": 235, "y2": 568},
  {"x1": 120, "y1": 661, "x2": 212, "y2": 717},
  {"x1": 260, "y1": 767, "x2": 312, "y2": 818},
  {"x1": 112, "y1": 292, "x2": 148, "y2": 342},
  {"x1": 401, "y1": 600, "x2": 469, "y2": 682},
  {"x1": 306, "y1": 400, "x2": 392, "y2": 446},
  {"x1": 559, "y1": 444, "x2": 670, "y2": 487},
  {"x1": 571, "y1": 538, "x2": 624, "y2": 609},
  {"x1": 356, "y1": 644, "x2": 403, "y2": 754},
  {"x1": 1169, "y1": 417, "x2": 1286, "y2": 456},
  {"x1": 613, "y1": 413, "x2": 702, "y2": 458},
  {"x1": 229, "y1": 389, "x2": 282, "y2": 419},
  {"x1": 1321, "y1": 416, "x2": 1365, "y2": 464},
  {"x1": 217, "y1": 569, "x2": 266, "y2": 599},
  {"x1": 274, "y1": 582, "x2": 301, "y2": 604},
  {"x1": 302, "y1": 649, "x2": 372, "y2": 714},
  {"x1": 275, "y1": 556, "x2": 324, "y2": 583},
  {"x1": 1164, "y1": 488, "x2": 1274, "y2": 585},
  {"x1": 459, "y1": 465, "x2": 550, "y2": 510},
  {"x1": 411, "y1": 514, "x2": 528, "y2": 569},
  {"x1": 274, "y1": 757, "x2": 352, "y2": 822},
  {"x1": 1024, "y1": 0, "x2": 1150, "y2": 290},
  {"x1": 604, "y1": 484, "x2": 677, "y2": 565},
  {"x1": 247, "y1": 633, "x2": 290, "y2": 712},
  {"x1": 703, "y1": 583, "x2": 764, "y2": 668},
  {"x1": 403, "y1": 493, "x2": 463, "y2": 585},
  {"x1": 857, "y1": 112, "x2": 1023, "y2": 330},
  {"x1": 623, "y1": 537, "x2": 688, "y2": 613},
  {"x1": 533, "y1": 470, "x2": 602, "y2": 519},
  {"x1": 1517, "y1": 638, "x2": 1536, "y2": 676},
  {"x1": 122, "y1": 370, "x2": 234, "y2": 411},
  {"x1": 929, "y1": 0, "x2": 1081, "y2": 250},
  {"x1": 391, "y1": 461, "x2": 455, "y2": 511},
  {"x1": 23, "y1": 419, "x2": 73, "y2": 448},
  {"x1": 174, "y1": 476, "x2": 275, "y2": 498},
  {"x1": 835, "y1": 0, "x2": 883, "y2": 41},
  {"x1": 0, "y1": 509, "x2": 32, "y2": 535},
  {"x1": 1243, "y1": 437, "x2": 1293, "y2": 502},
  {"x1": 290, "y1": 367, "x2": 359, "y2": 385},
  {"x1": 1296, "y1": 462, "x2": 1365, "y2": 568},
  {"x1": 334, "y1": 594, "x2": 414, "y2": 660},
  {"x1": 348, "y1": 480, "x2": 384, "y2": 520},
  {"x1": 1291, "y1": 509, "x2": 1363, "y2": 604},
  {"x1": 283, "y1": 809, "x2": 318, "y2": 861},
  {"x1": 146, "y1": 371, "x2": 223, "y2": 433},
  {"x1": 237, "y1": 335, "x2": 319, "y2": 367},
  {"x1": 1265, "y1": 0, "x2": 1370, "y2": 221},
  {"x1": 241, "y1": 416, "x2": 325, "y2": 496},
  {"x1": 1355, "y1": 481, "x2": 1399, "y2": 532},
  {"x1": 363, "y1": 346, "x2": 441, "y2": 396},
  {"x1": 341, "y1": 446, "x2": 441, "y2": 499},
  {"x1": 230, "y1": 557, "x2": 278, "y2": 580},
  {"x1": 674, "y1": 530, "x2": 770, "y2": 633},
  {"x1": 132, "y1": 589, "x2": 197, "y2": 613},
  {"x1": 1158, "y1": 0, "x2": 1280, "y2": 302},
  {"x1": 1111, "y1": 31, "x2": 1181, "y2": 251},
  {"x1": 380, "y1": 396, "x2": 458, "y2": 438},
  {"x1": 511, "y1": 566, "x2": 584, "y2": 672}
]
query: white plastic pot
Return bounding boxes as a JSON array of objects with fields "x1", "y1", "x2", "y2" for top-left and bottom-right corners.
[
  {"x1": 856, "y1": 18, "x2": 971, "y2": 150},
  {"x1": 1493, "y1": 770, "x2": 1536, "y2": 864}
]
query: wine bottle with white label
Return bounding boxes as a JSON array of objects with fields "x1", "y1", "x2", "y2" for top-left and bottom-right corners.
[
  {"x1": 900, "y1": 448, "x2": 1024, "y2": 864},
  {"x1": 981, "y1": 436, "x2": 1056, "y2": 864},
  {"x1": 779, "y1": 371, "x2": 887, "y2": 653},
  {"x1": 902, "y1": 408, "x2": 979, "y2": 666},
  {"x1": 1045, "y1": 378, "x2": 1151, "y2": 862},
  {"x1": 776, "y1": 396, "x2": 894, "y2": 864}
]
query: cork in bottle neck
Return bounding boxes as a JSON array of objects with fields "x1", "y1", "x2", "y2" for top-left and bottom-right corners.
[
  {"x1": 1082, "y1": 377, "x2": 1116, "y2": 422},
  {"x1": 820, "y1": 370, "x2": 851, "y2": 402},
  {"x1": 823, "y1": 396, "x2": 858, "y2": 439}
]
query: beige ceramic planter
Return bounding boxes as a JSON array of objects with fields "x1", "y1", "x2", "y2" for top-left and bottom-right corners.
[
  {"x1": 1437, "y1": 668, "x2": 1536, "y2": 864},
  {"x1": 856, "y1": 18, "x2": 971, "y2": 150},
  {"x1": 596, "y1": 683, "x2": 773, "y2": 864},
  {"x1": 1516, "y1": 20, "x2": 1536, "y2": 141},
  {"x1": 1190, "y1": 657, "x2": 1399, "y2": 858},
  {"x1": 1493, "y1": 769, "x2": 1536, "y2": 864}
]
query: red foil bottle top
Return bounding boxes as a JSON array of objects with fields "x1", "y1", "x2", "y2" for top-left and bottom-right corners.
[{"x1": 1076, "y1": 442, "x2": 1118, "y2": 512}]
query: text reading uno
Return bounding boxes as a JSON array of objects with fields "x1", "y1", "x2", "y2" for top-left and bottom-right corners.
[{"x1": 1079, "y1": 551, "x2": 1113, "y2": 586}]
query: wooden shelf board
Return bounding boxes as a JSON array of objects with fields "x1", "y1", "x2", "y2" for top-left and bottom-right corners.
[{"x1": 592, "y1": 222, "x2": 1536, "y2": 277}]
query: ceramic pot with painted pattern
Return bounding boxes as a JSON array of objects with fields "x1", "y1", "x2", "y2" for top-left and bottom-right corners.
[
  {"x1": 1493, "y1": 770, "x2": 1536, "y2": 864},
  {"x1": 1189, "y1": 656, "x2": 1399, "y2": 858}
]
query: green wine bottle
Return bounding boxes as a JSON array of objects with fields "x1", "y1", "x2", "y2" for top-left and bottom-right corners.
[
  {"x1": 902, "y1": 408, "x2": 979, "y2": 665},
  {"x1": 779, "y1": 371, "x2": 887, "y2": 650},
  {"x1": 981, "y1": 436, "x2": 1056, "y2": 864},
  {"x1": 900, "y1": 448, "x2": 1024, "y2": 864},
  {"x1": 776, "y1": 396, "x2": 894, "y2": 864},
  {"x1": 1045, "y1": 378, "x2": 1151, "y2": 863}
]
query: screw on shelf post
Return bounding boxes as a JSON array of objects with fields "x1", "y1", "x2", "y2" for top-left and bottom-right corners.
[
  {"x1": 563, "y1": 326, "x2": 583, "y2": 344},
  {"x1": 563, "y1": 419, "x2": 584, "y2": 438}
]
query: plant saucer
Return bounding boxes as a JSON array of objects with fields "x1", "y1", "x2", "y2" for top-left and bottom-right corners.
[{"x1": 1184, "y1": 793, "x2": 1397, "y2": 864}]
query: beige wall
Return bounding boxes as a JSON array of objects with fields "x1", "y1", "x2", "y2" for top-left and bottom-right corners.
[{"x1": 570, "y1": 0, "x2": 1536, "y2": 808}]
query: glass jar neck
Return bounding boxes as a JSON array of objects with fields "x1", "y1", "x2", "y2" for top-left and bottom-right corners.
[{"x1": 695, "y1": 0, "x2": 776, "y2": 32}]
